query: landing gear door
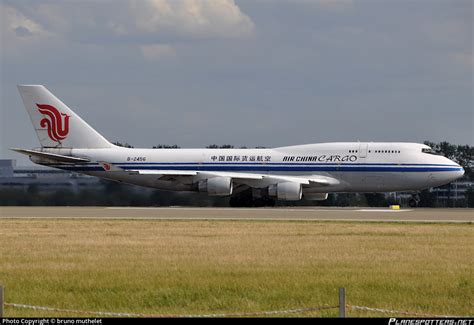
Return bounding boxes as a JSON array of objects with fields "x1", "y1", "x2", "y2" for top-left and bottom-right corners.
[{"x1": 359, "y1": 143, "x2": 368, "y2": 158}]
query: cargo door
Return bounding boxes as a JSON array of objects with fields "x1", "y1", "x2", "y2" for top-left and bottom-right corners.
[{"x1": 359, "y1": 142, "x2": 368, "y2": 158}]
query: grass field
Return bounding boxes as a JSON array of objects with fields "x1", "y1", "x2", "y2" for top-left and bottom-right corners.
[{"x1": 0, "y1": 219, "x2": 472, "y2": 317}]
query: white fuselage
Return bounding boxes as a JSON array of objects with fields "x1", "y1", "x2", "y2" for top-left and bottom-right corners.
[
  {"x1": 36, "y1": 142, "x2": 464, "y2": 195},
  {"x1": 16, "y1": 85, "x2": 465, "y2": 202}
]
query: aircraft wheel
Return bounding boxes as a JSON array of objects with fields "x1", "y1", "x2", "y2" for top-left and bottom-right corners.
[
  {"x1": 408, "y1": 198, "x2": 418, "y2": 208},
  {"x1": 263, "y1": 198, "x2": 276, "y2": 207},
  {"x1": 229, "y1": 195, "x2": 254, "y2": 207},
  {"x1": 229, "y1": 196, "x2": 243, "y2": 207},
  {"x1": 253, "y1": 198, "x2": 265, "y2": 207}
]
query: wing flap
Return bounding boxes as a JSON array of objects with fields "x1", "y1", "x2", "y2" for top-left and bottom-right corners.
[
  {"x1": 201, "y1": 171, "x2": 263, "y2": 180},
  {"x1": 308, "y1": 175, "x2": 340, "y2": 186},
  {"x1": 133, "y1": 170, "x2": 198, "y2": 176},
  {"x1": 109, "y1": 165, "x2": 340, "y2": 187}
]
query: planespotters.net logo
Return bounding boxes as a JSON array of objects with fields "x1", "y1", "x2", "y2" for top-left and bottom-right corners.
[
  {"x1": 36, "y1": 103, "x2": 70, "y2": 142},
  {"x1": 389, "y1": 319, "x2": 472, "y2": 325}
]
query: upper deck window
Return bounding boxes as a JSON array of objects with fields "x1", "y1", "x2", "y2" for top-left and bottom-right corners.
[{"x1": 373, "y1": 150, "x2": 400, "y2": 154}]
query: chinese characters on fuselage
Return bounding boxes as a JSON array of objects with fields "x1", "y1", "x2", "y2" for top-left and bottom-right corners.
[
  {"x1": 210, "y1": 155, "x2": 272, "y2": 162},
  {"x1": 208, "y1": 155, "x2": 358, "y2": 162}
]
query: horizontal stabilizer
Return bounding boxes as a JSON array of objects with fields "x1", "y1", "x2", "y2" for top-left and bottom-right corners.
[{"x1": 10, "y1": 148, "x2": 90, "y2": 163}]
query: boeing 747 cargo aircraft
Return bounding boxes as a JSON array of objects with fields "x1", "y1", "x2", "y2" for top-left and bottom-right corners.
[{"x1": 13, "y1": 85, "x2": 464, "y2": 207}]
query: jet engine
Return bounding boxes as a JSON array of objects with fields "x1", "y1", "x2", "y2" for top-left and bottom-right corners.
[
  {"x1": 268, "y1": 182, "x2": 302, "y2": 200},
  {"x1": 198, "y1": 177, "x2": 233, "y2": 196}
]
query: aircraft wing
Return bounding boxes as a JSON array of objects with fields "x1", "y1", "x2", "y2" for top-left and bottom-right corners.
[
  {"x1": 203, "y1": 172, "x2": 338, "y2": 186},
  {"x1": 131, "y1": 169, "x2": 338, "y2": 186},
  {"x1": 97, "y1": 163, "x2": 198, "y2": 176},
  {"x1": 129, "y1": 169, "x2": 310, "y2": 183},
  {"x1": 98, "y1": 162, "x2": 339, "y2": 186},
  {"x1": 132, "y1": 170, "x2": 198, "y2": 176}
]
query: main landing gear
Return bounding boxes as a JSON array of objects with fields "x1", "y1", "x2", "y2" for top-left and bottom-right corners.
[
  {"x1": 408, "y1": 193, "x2": 420, "y2": 208},
  {"x1": 229, "y1": 189, "x2": 276, "y2": 207}
]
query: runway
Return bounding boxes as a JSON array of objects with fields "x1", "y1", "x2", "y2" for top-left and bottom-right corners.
[{"x1": 0, "y1": 206, "x2": 472, "y2": 223}]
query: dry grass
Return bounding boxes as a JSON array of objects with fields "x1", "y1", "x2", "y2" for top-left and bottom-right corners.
[{"x1": 0, "y1": 219, "x2": 472, "y2": 317}]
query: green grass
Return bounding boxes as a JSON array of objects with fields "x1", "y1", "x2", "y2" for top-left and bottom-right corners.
[{"x1": 0, "y1": 219, "x2": 472, "y2": 317}]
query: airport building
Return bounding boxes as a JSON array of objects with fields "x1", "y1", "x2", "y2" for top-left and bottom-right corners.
[
  {"x1": 0, "y1": 159, "x2": 101, "y2": 192},
  {"x1": 429, "y1": 181, "x2": 474, "y2": 207}
]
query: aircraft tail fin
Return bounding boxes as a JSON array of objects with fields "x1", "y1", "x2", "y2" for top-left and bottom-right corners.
[{"x1": 17, "y1": 85, "x2": 113, "y2": 148}]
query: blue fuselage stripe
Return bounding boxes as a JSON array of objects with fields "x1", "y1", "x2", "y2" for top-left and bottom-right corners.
[
  {"x1": 73, "y1": 162, "x2": 459, "y2": 167},
  {"x1": 53, "y1": 165, "x2": 463, "y2": 173}
]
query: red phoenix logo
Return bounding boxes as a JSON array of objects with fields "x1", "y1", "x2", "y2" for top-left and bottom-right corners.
[{"x1": 36, "y1": 104, "x2": 70, "y2": 142}]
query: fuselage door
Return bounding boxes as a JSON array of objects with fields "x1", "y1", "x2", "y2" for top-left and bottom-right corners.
[{"x1": 359, "y1": 142, "x2": 368, "y2": 158}]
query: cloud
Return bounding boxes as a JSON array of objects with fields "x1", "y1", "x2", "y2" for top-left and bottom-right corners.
[
  {"x1": 0, "y1": 3, "x2": 55, "y2": 57},
  {"x1": 140, "y1": 43, "x2": 176, "y2": 61},
  {"x1": 2, "y1": 0, "x2": 254, "y2": 60},
  {"x1": 130, "y1": 0, "x2": 255, "y2": 39},
  {"x1": 2, "y1": 0, "x2": 472, "y2": 164},
  {"x1": 420, "y1": 19, "x2": 472, "y2": 47},
  {"x1": 313, "y1": 0, "x2": 355, "y2": 12},
  {"x1": 1, "y1": 4, "x2": 45, "y2": 37},
  {"x1": 3, "y1": 1, "x2": 254, "y2": 43},
  {"x1": 450, "y1": 52, "x2": 474, "y2": 68}
]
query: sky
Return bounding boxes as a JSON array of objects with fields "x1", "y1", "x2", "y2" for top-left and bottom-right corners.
[{"x1": 1, "y1": 0, "x2": 472, "y2": 165}]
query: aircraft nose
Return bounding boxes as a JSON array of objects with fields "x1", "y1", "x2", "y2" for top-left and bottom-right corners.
[{"x1": 451, "y1": 161, "x2": 465, "y2": 180}]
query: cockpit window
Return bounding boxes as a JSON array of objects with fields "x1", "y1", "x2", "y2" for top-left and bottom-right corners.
[{"x1": 422, "y1": 148, "x2": 441, "y2": 155}]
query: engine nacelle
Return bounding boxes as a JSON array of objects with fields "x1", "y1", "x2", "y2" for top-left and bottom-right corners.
[
  {"x1": 303, "y1": 193, "x2": 329, "y2": 201},
  {"x1": 268, "y1": 182, "x2": 302, "y2": 201},
  {"x1": 198, "y1": 177, "x2": 233, "y2": 196}
]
